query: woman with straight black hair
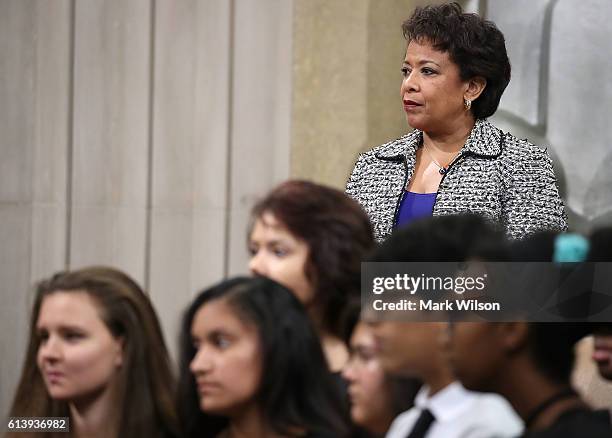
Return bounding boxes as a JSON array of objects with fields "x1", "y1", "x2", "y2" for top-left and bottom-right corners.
[{"x1": 176, "y1": 277, "x2": 351, "y2": 438}]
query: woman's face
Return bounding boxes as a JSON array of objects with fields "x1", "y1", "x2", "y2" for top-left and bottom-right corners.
[
  {"x1": 190, "y1": 299, "x2": 263, "y2": 416},
  {"x1": 342, "y1": 323, "x2": 395, "y2": 435},
  {"x1": 400, "y1": 39, "x2": 470, "y2": 133},
  {"x1": 369, "y1": 321, "x2": 444, "y2": 378},
  {"x1": 248, "y1": 212, "x2": 316, "y2": 307},
  {"x1": 36, "y1": 292, "x2": 124, "y2": 402}
]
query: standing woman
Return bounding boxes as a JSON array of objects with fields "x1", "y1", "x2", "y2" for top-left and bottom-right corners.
[
  {"x1": 346, "y1": 2, "x2": 567, "y2": 242},
  {"x1": 7, "y1": 267, "x2": 180, "y2": 438},
  {"x1": 176, "y1": 277, "x2": 351, "y2": 438},
  {"x1": 248, "y1": 180, "x2": 374, "y2": 372}
]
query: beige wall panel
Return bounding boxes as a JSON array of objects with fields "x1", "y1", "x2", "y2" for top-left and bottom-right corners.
[
  {"x1": 0, "y1": 2, "x2": 35, "y2": 202},
  {"x1": 227, "y1": 0, "x2": 293, "y2": 276},
  {"x1": 149, "y1": 210, "x2": 226, "y2": 357},
  {"x1": 69, "y1": 206, "x2": 147, "y2": 278},
  {"x1": 70, "y1": 0, "x2": 150, "y2": 282},
  {"x1": 149, "y1": 0, "x2": 231, "y2": 352},
  {"x1": 291, "y1": 0, "x2": 368, "y2": 189},
  {"x1": 30, "y1": 1, "x2": 71, "y2": 282},
  {"x1": 0, "y1": 0, "x2": 70, "y2": 417},
  {"x1": 0, "y1": 207, "x2": 32, "y2": 416},
  {"x1": 31, "y1": 204, "x2": 68, "y2": 284},
  {"x1": 291, "y1": 0, "x2": 440, "y2": 188},
  {"x1": 0, "y1": 208, "x2": 32, "y2": 415},
  {"x1": 366, "y1": 0, "x2": 416, "y2": 150}
]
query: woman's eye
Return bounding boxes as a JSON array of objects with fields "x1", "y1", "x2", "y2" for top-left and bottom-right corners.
[
  {"x1": 216, "y1": 337, "x2": 231, "y2": 349},
  {"x1": 358, "y1": 351, "x2": 375, "y2": 362},
  {"x1": 272, "y1": 247, "x2": 288, "y2": 257},
  {"x1": 64, "y1": 332, "x2": 84, "y2": 342},
  {"x1": 401, "y1": 67, "x2": 410, "y2": 77},
  {"x1": 220, "y1": 339, "x2": 230, "y2": 349},
  {"x1": 211, "y1": 333, "x2": 231, "y2": 349},
  {"x1": 422, "y1": 67, "x2": 436, "y2": 75},
  {"x1": 37, "y1": 331, "x2": 49, "y2": 343}
]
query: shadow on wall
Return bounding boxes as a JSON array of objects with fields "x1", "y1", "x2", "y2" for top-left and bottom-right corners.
[
  {"x1": 487, "y1": 0, "x2": 612, "y2": 234},
  {"x1": 488, "y1": 0, "x2": 612, "y2": 411}
]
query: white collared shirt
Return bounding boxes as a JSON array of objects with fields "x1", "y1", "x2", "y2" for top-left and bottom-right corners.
[{"x1": 385, "y1": 382, "x2": 524, "y2": 438}]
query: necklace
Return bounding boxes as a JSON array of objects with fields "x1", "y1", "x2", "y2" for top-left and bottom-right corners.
[{"x1": 422, "y1": 144, "x2": 458, "y2": 175}]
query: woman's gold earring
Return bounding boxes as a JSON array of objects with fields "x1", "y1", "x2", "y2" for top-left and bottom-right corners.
[{"x1": 464, "y1": 98, "x2": 472, "y2": 110}]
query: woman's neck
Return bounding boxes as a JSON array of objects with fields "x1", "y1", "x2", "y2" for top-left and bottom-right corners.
[
  {"x1": 498, "y1": 362, "x2": 583, "y2": 431},
  {"x1": 227, "y1": 405, "x2": 276, "y2": 438},
  {"x1": 307, "y1": 308, "x2": 349, "y2": 372},
  {"x1": 69, "y1": 383, "x2": 121, "y2": 438},
  {"x1": 421, "y1": 359, "x2": 455, "y2": 397},
  {"x1": 370, "y1": 411, "x2": 397, "y2": 437},
  {"x1": 423, "y1": 117, "x2": 475, "y2": 154}
]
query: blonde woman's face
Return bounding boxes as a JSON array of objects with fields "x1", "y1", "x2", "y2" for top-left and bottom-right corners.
[
  {"x1": 248, "y1": 212, "x2": 316, "y2": 307},
  {"x1": 36, "y1": 291, "x2": 123, "y2": 401}
]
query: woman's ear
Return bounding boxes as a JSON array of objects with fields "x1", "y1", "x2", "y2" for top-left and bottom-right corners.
[
  {"x1": 500, "y1": 322, "x2": 529, "y2": 354},
  {"x1": 114, "y1": 336, "x2": 125, "y2": 368},
  {"x1": 465, "y1": 76, "x2": 487, "y2": 102}
]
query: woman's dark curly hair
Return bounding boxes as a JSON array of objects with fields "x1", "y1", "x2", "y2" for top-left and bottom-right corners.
[
  {"x1": 402, "y1": 2, "x2": 511, "y2": 119},
  {"x1": 249, "y1": 180, "x2": 375, "y2": 340}
]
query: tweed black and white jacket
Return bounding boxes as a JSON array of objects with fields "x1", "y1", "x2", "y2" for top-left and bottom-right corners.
[{"x1": 346, "y1": 119, "x2": 567, "y2": 242}]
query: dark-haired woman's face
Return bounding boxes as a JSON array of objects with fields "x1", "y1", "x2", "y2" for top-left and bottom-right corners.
[
  {"x1": 36, "y1": 292, "x2": 124, "y2": 402},
  {"x1": 400, "y1": 40, "x2": 470, "y2": 132},
  {"x1": 248, "y1": 212, "x2": 315, "y2": 307},
  {"x1": 342, "y1": 323, "x2": 395, "y2": 435},
  {"x1": 190, "y1": 299, "x2": 263, "y2": 416}
]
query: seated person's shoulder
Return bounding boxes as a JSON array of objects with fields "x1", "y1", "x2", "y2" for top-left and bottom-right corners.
[{"x1": 522, "y1": 409, "x2": 612, "y2": 438}]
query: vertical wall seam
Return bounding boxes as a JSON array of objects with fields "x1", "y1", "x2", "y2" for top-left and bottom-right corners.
[
  {"x1": 538, "y1": 0, "x2": 560, "y2": 130},
  {"x1": 286, "y1": 0, "x2": 294, "y2": 178},
  {"x1": 223, "y1": 0, "x2": 236, "y2": 278},
  {"x1": 144, "y1": 0, "x2": 156, "y2": 292},
  {"x1": 65, "y1": 0, "x2": 76, "y2": 269},
  {"x1": 479, "y1": 0, "x2": 488, "y2": 19}
]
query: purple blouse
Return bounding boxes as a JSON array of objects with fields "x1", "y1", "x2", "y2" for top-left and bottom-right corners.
[{"x1": 395, "y1": 191, "x2": 437, "y2": 228}]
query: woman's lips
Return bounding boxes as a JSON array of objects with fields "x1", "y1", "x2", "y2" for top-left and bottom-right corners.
[
  {"x1": 197, "y1": 381, "x2": 221, "y2": 394},
  {"x1": 403, "y1": 99, "x2": 422, "y2": 111},
  {"x1": 44, "y1": 371, "x2": 64, "y2": 383},
  {"x1": 347, "y1": 387, "x2": 360, "y2": 404},
  {"x1": 592, "y1": 349, "x2": 611, "y2": 363}
]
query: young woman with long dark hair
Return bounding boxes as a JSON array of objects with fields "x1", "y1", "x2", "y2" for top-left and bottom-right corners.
[
  {"x1": 177, "y1": 276, "x2": 351, "y2": 438},
  {"x1": 7, "y1": 267, "x2": 180, "y2": 438}
]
